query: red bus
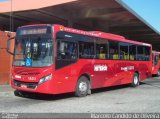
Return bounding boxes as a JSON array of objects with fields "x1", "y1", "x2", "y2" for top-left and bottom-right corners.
[
  {"x1": 152, "y1": 51, "x2": 160, "y2": 76},
  {"x1": 7, "y1": 24, "x2": 152, "y2": 97}
]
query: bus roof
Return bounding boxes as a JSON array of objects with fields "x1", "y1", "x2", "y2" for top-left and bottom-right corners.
[
  {"x1": 19, "y1": 24, "x2": 48, "y2": 28},
  {"x1": 152, "y1": 50, "x2": 160, "y2": 54},
  {"x1": 18, "y1": 24, "x2": 152, "y2": 47},
  {"x1": 125, "y1": 39, "x2": 151, "y2": 47},
  {"x1": 60, "y1": 25, "x2": 152, "y2": 47}
]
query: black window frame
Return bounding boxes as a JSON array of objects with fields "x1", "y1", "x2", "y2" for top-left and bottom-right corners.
[
  {"x1": 95, "y1": 38, "x2": 109, "y2": 60},
  {"x1": 55, "y1": 31, "x2": 151, "y2": 63},
  {"x1": 55, "y1": 31, "x2": 78, "y2": 70},
  {"x1": 129, "y1": 44, "x2": 137, "y2": 61},
  {"x1": 119, "y1": 42, "x2": 129, "y2": 60},
  {"x1": 109, "y1": 40, "x2": 119, "y2": 60}
]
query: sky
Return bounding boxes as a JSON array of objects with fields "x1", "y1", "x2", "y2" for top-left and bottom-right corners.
[
  {"x1": 0, "y1": 0, "x2": 9, "y2": 2},
  {"x1": 121, "y1": 0, "x2": 160, "y2": 34}
]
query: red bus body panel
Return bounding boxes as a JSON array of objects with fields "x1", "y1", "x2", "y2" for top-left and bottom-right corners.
[{"x1": 11, "y1": 24, "x2": 152, "y2": 94}]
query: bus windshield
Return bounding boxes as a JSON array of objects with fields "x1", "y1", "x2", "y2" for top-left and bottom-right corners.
[{"x1": 13, "y1": 35, "x2": 53, "y2": 67}]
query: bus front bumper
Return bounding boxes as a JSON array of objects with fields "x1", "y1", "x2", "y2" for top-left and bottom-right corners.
[{"x1": 11, "y1": 79, "x2": 58, "y2": 94}]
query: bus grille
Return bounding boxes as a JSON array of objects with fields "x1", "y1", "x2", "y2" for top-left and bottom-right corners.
[
  {"x1": 18, "y1": 72, "x2": 40, "y2": 75},
  {"x1": 14, "y1": 80, "x2": 38, "y2": 89}
]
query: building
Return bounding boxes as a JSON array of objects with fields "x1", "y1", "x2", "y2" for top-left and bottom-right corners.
[{"x1": 0, "y1": 0, "x2": 159, "y2": 84}]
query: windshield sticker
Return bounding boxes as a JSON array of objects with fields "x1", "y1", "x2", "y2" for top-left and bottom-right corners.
[
  {"x1": 94, "y1": 65, "x2": 108, "y2": 71},
  {"x1": 26, "y1": 53, "x2": 31, "y2": 58},
  {"x1": 25, "y1": 58, "x2": 32, "y2": 67}
]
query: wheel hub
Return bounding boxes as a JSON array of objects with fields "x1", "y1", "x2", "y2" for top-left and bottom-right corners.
[
  {"x1": 134, "y1": 76, "x2": 138, "y2": 85},
  {"x1": 79, "y1": 82, "x2": 87, "y2": 92}
]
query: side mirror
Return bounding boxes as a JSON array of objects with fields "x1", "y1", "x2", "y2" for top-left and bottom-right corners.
[{"x1": 7, "y1": 36, "x2": 15, "y2": 55}]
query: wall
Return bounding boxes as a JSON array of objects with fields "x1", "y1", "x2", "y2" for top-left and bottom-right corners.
[{"x1": 0, "y1": 31, "x2": 15, "y2": 85}]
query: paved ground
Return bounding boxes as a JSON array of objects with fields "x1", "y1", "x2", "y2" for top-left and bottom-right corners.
[{"x1": 0, "y1": 77, "x2": 160, "y2": 114}]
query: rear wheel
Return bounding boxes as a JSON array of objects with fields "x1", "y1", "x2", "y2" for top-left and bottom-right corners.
[
  {"x1": 157, "y1": 69, "x2": 160, "y2": 77},
  {"x1": 75, "y1": 76, "x2": 90, "y2": 97},
  {"x1": 131, "y1": 73, "x2": 139, "y2": 87}
]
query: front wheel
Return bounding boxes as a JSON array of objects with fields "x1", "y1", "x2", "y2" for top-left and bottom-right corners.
[
  {"x1": 131, "y1": 73, "x2": 139, "y2": 87},
  {"x1": 14, "y1": 90, "x2": 29, "y2": 97},
  {"x1": 75, "y1": 76, "x2": 90, "y2": 97}
]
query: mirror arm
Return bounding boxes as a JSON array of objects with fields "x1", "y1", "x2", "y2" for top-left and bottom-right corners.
[{"x1": 6, "y1": 36, "x2": 15, "y2": 55}]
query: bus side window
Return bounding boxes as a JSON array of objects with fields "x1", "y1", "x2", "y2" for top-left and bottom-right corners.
[
  {"x1": 144, "y1": 46, "x2": 150, "y2": 61},
  {"x1": 113, "y1": 50, "x2": 119, "y2": 59},
  {"x1": 96, "y1": 38, "x2": 108, "y2": 59},
  {"x1": 137, "y1": 46, "x2": 145, "y2": 61},
  {"x1": 57, "y1": 40, "x2": 77, "y2": 60},
  {"x1": 109, "y1": 41, "x2": 119, "y2": 60},
  {"x1": 129, "y1": 44, "x2": 136, "y2": 61},
  {"x1": 79, "y1": 41, "x2": 95, "y2": 59},
  {"x1": 119, "y1": 42, "x2": 129, "y2": 60},
  {"x1": 154, "y1": 55, "x2": 159, "y2": 65}
]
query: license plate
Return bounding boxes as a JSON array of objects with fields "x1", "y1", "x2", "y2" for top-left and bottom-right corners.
[{"x1": 21, "y1": 84, "x2": 27, "y2": 88}]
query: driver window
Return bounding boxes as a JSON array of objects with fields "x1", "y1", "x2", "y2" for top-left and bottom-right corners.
[{"x1": 57, "y1": 40, "x2": 77, "y2": 60}]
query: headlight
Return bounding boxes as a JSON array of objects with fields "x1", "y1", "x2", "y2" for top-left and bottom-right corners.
[{"x1": 38, "y1": 74, "x2": 52, "y2": 84}]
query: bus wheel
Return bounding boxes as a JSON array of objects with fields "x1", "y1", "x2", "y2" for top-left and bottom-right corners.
[
  {"x1": 14, "y1": 90, "x2": 28, "y2": 97},
  {"x1": 75, "y1": 76, "x2": 90, "y2": 97},
  {"x1": 157, "y1": 69, "x2": 160, "y2": 77},
  {"x1": 131, "y1": 73, "x2": 139, "y2": 87}
]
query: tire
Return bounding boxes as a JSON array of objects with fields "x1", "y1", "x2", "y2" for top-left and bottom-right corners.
[
  {"x1": 157, "y1": 69, "x2": 160, "y2": 77},
  {"x1": 14, "y1": 90, "x2": 28, "y2": 97},
  {"x1": 131, "y1": 73, "x2": 139, "y2": 87},
  {"x1": 75, "y1": 76, "x2": 90, "y2": 97}
]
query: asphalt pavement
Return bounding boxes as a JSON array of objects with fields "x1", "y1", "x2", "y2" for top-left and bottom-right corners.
[{"x1": 0, "y1": 77, "x2": 160, "y2": 114}]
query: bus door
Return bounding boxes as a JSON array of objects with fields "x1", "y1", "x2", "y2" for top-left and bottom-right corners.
[
  {"x1": 55, "y1": 32, "x2": 78, "y2": 93},
  {"x1": 153, "y1": 53, "x2": 159, "y2": 73}
]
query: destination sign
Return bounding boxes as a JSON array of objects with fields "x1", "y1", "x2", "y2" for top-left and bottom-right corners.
[{"x1": 19, "y1": 28, "x2": 47, "y2": 35}]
